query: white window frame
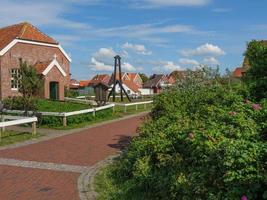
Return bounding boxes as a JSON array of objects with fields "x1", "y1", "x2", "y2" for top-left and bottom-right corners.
[{"x1": 11, "y1": 68, "x2": 21, "y2": 91}]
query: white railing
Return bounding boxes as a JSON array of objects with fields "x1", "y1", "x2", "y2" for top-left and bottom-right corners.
[
  {"x1": 0, "y1": 115, "x2": 38, "y2": 140},
  {"x1": 64, "y1": 97, "x2": 97, "y2": 105},
  {"x1": 115, "y1": 101, "x2": 153, "y2": 113},
  {"x1": 3, "y1": 104, "x2": 115, "y2": 127}
]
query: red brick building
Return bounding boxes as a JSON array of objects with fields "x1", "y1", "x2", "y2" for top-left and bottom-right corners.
[{"x1": 0, "y1": 22, "x2": 71, "y2": 101}]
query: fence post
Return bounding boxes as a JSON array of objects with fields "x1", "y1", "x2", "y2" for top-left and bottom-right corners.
[
  {"x1": 63, "y1": 116, "x2": 67, "y2": 127},
  {"x1": 124, "y1": 105, "x2": 127, "y2": 113},
  {"x1": 32, "y1": 121, "x2": 37, "y2": 136},
  {"x1": 0, "y1": 129, "x2": 2, "y2": 142},
  {"x1": 144, "y1": 103, "x2": 146, "y2": 109},
  {"x1": 112, "y1": 105, "x2": 115, "y2": 114},
  {"x1": 136, "y1": 104, "x2": 138, "y2": 111},
  {"x1": 1, "y1": 116, "x2": 5, "y2": 132},
  {"x1": 93, "y1": 109, "x2": 96, "y2": 117}
]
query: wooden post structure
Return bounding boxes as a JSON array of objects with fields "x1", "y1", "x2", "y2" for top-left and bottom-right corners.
[{"x1": 108, "y1": 55, "x2": 131, "y2": 102}]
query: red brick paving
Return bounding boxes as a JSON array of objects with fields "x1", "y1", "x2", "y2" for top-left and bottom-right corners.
[
  {"x1": 0, "y1": 114, "x2": 145, "y2": 200},
  {"x1": 0, "y1": 165, "x2": 79, "y2": 200}
]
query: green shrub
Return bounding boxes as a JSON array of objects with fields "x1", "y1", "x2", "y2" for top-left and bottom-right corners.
[
  {"x1": 244, "y1": 40, "x2": 267, "y2": 101},
  {"x1": 105, "y1": 71, "x2": 267, "y2": 200},
  {"x1": 3, "y1": 96, "x2": 36, "y2": 111}
]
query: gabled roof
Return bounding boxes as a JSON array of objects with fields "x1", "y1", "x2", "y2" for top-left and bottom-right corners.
[
  {"x1": 34, "y1": 60, "x2": 52, "y2": 74},
  {"x1": 0, "y1": 22, "x2": 58, "y2": 51},
  {"x1": 123, "y1": 79, "x2": 140, "y2": 93},
  {"x1": 34, "y1": 58, "x2": 67, "y2": 77},
  {"x1": 108, "y1": 72, "x2": 129, "y2": 85},
  {"x1": 0, "y1": 22, "x2": 71, "y2": 62},
  {"x1": 90, "y1": 74, "x2": 110, "y2": 85},
  {"x1": 143, "y1": 74, "x2": 165, "y2": 88},
  {"x1": 127, "y1": 73, "x2": 137, "y2": 80}
]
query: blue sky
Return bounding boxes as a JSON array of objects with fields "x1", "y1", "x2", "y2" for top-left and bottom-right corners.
[{"x1": 1, "y1": 0, "x2": 267, "y2": 80}]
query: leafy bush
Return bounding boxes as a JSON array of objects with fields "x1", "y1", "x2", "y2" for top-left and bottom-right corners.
[
  {"x1": 3, "y1": 96, "x2": 37, "y2": 111},
  {"x1": 104, "y1": 71, "x2": 267, "y2": 200},
  {"x1": 244, "y1": 40, "x2": 267, "y2": 101},
  {"x1": 65, "y1": 88, "x2": 79, "y2": 98}
]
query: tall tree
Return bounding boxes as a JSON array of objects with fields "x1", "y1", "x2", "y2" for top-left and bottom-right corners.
[
  {"x1": 139, "y1": 73, "x2": 149, "y2": 83},
  {"x1": 18, "y1": 60, "x2": 43, "y2": 115},
  {"x1": 244, "y1": 40, "x2": 267, "y2": 100}
]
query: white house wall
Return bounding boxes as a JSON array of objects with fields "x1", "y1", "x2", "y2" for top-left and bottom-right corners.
[{"x1": 139, "y1": 88, "x2": 154, "y2": 95}]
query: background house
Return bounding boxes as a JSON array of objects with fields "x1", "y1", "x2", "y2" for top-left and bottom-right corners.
[
  {"x1": 108, "y1": 72, "x2": 142, "y2": 96},
  {"x1": 142, "y1": 74, "x2": 168, "y2": 94},
  {"x1": 0, "y1": 22, "x2": 71, "y2": 101}
]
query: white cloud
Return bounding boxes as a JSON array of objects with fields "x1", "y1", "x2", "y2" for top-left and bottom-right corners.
[
  {"x1": 122, "y1": 62, "x2": 137, "y2": 71},
  {"x1": 122, "y1": 42, "x2": 152, "y2": 55},
  {"x1": 181, "y1": 43, "x2": 225, "y2": 57},
  {"x1": 132, "y1": 0, "x2": 211, "y2": 8},
  {"x1": 92, "y1": 23, "x2": 196, "y2": 39},
  {"x1": 153, "y1": 60, "x2": 183, "y2": 72},
  {"x1": 90, "y1": 57, "x2": 113, "y2": 71},
  {"x1": 0, "y1": 0, "x2": 91, "y2": 29},
  {"x1": 94, "y1": 48, "x2": 117, "y2": 60},
  {"x1": 203, "y1": 57, "x2": 220, "y2": 65},
  {"x1": 179, "y1": 58, "x2": 199, "y2": 66}
]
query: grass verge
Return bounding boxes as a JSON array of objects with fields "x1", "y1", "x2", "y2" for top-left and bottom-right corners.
[
  {"x1": 0, "y1": 131, "x2": 41, "y2": 146},
  {"x1": 36, "y1": 99, "x2": 90, "y2": 112},
  {"x1": 94, "y1": 161, "x2": 145, "y2": 200}
]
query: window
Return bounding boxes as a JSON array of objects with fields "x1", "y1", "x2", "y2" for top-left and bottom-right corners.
[{"x1": 11, "y1": 69, "x2": 21, "y2": 90}]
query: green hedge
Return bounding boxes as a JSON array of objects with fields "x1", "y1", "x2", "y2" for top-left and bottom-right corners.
[{"x1": 99, "y1": 77, "x2": 267, "y2": 199}]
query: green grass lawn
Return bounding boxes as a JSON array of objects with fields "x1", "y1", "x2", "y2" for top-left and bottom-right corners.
[
  {"x1": 0, "y1": 131, "x2": 41, "y2": 146},
  {"x1": 36, "y1": 99, "x2": 90, "y2": 112}
]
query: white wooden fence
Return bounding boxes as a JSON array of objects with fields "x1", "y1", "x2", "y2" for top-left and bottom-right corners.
[
  {"x1": 3, "y1": 104, "x2": 115, "y2": 127},
  {"x1": 115, "y1": 101, "x2": 153, "y2": 113},
  {"x1": 0, "y1": 115, "x2": 38, "y2": 141}
]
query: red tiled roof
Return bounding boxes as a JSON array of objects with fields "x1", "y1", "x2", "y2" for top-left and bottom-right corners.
[
  {"x1": 90, "y1": 74, "x2": 110, "y2": 85},
  {"x1": 233, "y1": 67, "x2": 247, "y2": 78},
  {"x1": 123, "y1": 79, "x2": 140, "y2": 93},
  {"x1": 79, "y1": 80, "x2": 91, "y2": 87},
  {"x1": 127, "y1": 73, "x2": 137, "y2": 80},
  {"x1": 0, "y1": 22, "x2": 58, "y2": 51},
  {"x1": 34, "y1": 60, "x2": 52, "y2": 74}
]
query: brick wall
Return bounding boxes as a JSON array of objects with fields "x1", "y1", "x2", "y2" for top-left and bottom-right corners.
[{"x1": 0, "y1": 42, "x2": 70, "y2": 101}]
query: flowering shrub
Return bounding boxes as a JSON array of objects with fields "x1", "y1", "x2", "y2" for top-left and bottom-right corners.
[{"x1": 107, "y1": 72, "x2": 267, "y2": 200}]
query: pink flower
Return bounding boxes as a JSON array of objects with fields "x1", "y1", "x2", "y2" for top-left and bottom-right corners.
[
  {"x1": 241, "y1": 195, "x2": 248, "y2": 200},
  {"x1": 252, "y1": 103, "x2": 262, "y2": 111},
  {"x1": 229, "y1": 111, "x2": 237, "y2": 116}
]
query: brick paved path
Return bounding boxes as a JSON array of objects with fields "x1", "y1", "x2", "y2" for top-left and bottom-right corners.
[{"x1": 0, "y1": 114, "x2": 145, "y2": 200}]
